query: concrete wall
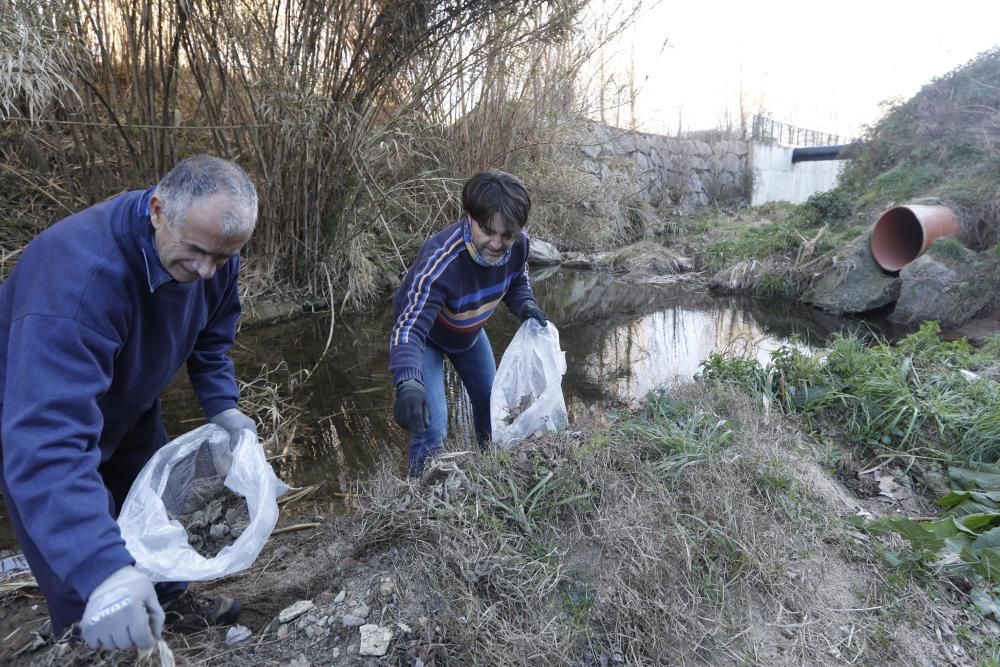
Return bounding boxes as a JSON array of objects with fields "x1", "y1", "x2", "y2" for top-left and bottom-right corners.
[{"x1": 750, "y1": 141, "x2": 846, "y2": 205}]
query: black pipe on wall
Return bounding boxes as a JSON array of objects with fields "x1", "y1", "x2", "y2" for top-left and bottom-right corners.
[{"x1": 791, "y1": 145, "x2": 853, "y2": 163}]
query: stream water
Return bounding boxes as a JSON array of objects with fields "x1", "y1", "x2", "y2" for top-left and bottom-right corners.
[{"x1": 0, "y1": 269, "x2": 899, "y2": 549}]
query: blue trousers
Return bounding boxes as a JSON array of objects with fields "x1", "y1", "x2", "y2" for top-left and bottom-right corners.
[
  {"x1": 0, "y1": 402, "x2": 186, "y2": 636},
  {"x1": 409, "y1": 330, "x2": 496, "y2": 476}
]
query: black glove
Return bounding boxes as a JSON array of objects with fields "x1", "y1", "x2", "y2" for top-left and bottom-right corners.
[
  {"x1": 393, "y1": 379, "x2": 430, "y2": 433},
  {"x1": 519, "y1": 300, "x2": 548, "y2": 327}
]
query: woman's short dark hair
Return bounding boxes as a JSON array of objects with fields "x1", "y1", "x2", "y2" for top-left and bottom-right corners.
[{"x1": 462, "y1": 170, "x2": 531, "y2": 235}]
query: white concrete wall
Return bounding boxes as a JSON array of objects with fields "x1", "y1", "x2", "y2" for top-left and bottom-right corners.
[{"x1": 750, "y1": 141, "x2": 846, "y2": 205}]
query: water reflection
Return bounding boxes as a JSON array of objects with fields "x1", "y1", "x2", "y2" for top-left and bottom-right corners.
[
  {"x1": 0, "y1": 269, "x2": 896, "y2": 549},
  {"x1": 588, "y1": 309, "x2": 765, "y2": 406}
]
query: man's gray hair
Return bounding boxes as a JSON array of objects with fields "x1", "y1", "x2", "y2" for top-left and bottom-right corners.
[{"x1": 154, "y1": 154, "x2": 258, "y2": 235}]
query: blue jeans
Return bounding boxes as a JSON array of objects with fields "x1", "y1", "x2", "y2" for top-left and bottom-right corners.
[{"x1": 409, "y1": 330, "x2": 496, "y2": 477}]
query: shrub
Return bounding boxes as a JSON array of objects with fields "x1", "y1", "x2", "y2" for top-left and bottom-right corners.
[
  {"x1": 801, "y1": 190, "x2": 852, "y2": 227},
  {"x1": 929, "y1": 238, "x2": 968, "y2": 262}
]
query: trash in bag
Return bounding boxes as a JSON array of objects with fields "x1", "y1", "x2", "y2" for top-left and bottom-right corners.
[
  {"x1": 117, "y1": 424, "x2": 290, "y2": 582},
  {"x1": 491, "y1": 319, "x2": 568, "y2": 446}
]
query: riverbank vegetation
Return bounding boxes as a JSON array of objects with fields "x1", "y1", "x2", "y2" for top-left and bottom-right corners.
[
  {"x1": 1, "y1": 0, "x2": 648, "y2": 308},
  {"x1": 12, "y1": 344, "x2": 1000, "y2": 664}
]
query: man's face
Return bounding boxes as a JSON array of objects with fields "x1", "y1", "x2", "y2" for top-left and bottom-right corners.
[
  {"x1": 468, "y1": 216, "x2": 516, "y2": 262},
  {"x1": 149, "y1": 194, "x2": 252, "y2": 283}
]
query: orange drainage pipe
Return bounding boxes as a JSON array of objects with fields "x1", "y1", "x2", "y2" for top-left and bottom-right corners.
[{"x1": 869, "y1": 204, "x2": 959, "y2": 272}]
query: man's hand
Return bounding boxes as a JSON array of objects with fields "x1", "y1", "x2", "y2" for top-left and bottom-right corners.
[
  {"x1": 81, "y1": 566, "x2": 164, "y2": 651},
  {"x1": 519, "y1": 300, "x2": 549, "y2": 328},
  {"x1": 393, "y1": 379, "x2": 430, "y2": 433},
  {"x1": 210, "y1": 408, "x2": 257, "y2": 449}
]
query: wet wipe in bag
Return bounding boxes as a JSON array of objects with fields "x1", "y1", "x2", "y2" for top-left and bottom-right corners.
[
  {"x1": 491, "y1": 319, "x2": 568, "y2": 446},
  {"x1": 117, "y1": 424, "x2": 289, "y2": 582}
]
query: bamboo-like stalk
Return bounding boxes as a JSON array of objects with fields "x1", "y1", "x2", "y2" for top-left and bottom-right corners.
[{"x1": 2, "y1": 0, "x2": 648, "y2": 307}]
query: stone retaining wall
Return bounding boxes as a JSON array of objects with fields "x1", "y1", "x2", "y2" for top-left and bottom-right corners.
[{"x1": 561, "y1": 120, "x2": 750, "y2": 212}]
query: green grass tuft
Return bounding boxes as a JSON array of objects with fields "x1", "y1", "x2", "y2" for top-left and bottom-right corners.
[
  {"x1": 929, "y1": 237, "x2": 968, "y2": 261},
  {"x1": 697, "y1": 321, "x2": 1000, "y2": 460}
]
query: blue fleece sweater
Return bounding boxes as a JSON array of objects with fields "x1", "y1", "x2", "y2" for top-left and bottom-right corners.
[
  {"x1": 0, "y1": 188, "x2": 241, "y2": 600},
  {"x1": 389, "y1": 218, "x2": 535, "y2": 385}
]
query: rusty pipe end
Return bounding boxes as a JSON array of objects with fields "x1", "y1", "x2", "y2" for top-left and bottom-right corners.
[{"x1": 870, "y1": 204, "x2": 959, "y2": 272}]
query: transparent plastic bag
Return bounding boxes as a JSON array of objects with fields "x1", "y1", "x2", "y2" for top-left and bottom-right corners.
[
  {"x1": 491, "y1": 319, "x2": 568, "y2": 447},
  {"x1": 117, "y1": 424, "x2": 290, "y2": 582}
]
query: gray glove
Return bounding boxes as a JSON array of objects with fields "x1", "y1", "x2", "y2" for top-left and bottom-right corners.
[
  {"x1": 210, "y1": 408, "x2": 257, "y2": 448},
  {"x1": 81, "y1": 565, "x2": 164, "y2": 651}
]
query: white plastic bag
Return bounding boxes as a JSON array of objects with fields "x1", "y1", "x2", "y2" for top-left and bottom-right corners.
[
  {"x1": 117, "y1": 424, "x2": 289, "y2": 582},
  {"x1": 491, "y1": 319, "x2": 568, "y2": 446}
]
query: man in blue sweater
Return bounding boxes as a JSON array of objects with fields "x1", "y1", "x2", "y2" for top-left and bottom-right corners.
[
  {"x1": 0, "y1": 155, "x2": 258, "y2": 650},
  {"x1": 390, "y1": 170, "x2": 549, "y2": 477}
]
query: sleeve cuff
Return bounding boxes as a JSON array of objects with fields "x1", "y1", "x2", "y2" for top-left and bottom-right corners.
[
  {"x1": 203, "y1": 399, "x2": 238, "y2": 421},
  {"x1": 67, "y1": 546, "x2": 136, "y2": 601},
  {"x1": 393, "y1": 367, "x2": 423, "y2": 386}
]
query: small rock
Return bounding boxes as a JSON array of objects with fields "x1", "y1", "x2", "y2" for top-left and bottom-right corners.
[
  {"x1": 225, "y1": 625, "x2": 253, "y2": 645},
  {"x1": 348, "y1": 603, "x2": 370, "y2": 619},
  {"x1": 397, "y1": 621, "x2": 413, "y2": 634},
  {"x1": 334, "y1": 590, "x2": 346, "y2": 604},
  {"x1": 187, "y1": 510, "x2": 207, "y2": 530},
  {"x1": 277, "y1": 624, "x2": 290, "y2": 639},
  {"x1": 359, "y1": 624, "x2": 393, "y2": 657},
  {"x1": 279, "y1": 600, "x2": 315, "y2": 624},
  {"x1": 209, "y1": 523, "x2": 230, "y2": 541},
  {"x1": 273, "y1": 545, "x2": 292, "y2": 560},
  {"x1": 379, "y1": 576, "x2": 395, "y2": 598},
  {"x1": 305, "y1": 625, "x2": 317, "y2": 638},
  {"x1": 342, "y1": 614, "x2": 367, "y2": 627},
  {"x1": 206, "y1": 499, "x2": 224, "y2": 523},
  {"x1": 285, "y1": 653, "x2": 310, "y2": 667}
]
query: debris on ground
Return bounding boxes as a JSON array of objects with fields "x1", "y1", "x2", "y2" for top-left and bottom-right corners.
[
  {"x1": 501, "y1": 392, "x2": 536, "y2": 425},
  {"x1": 169, "y1": 477, "x2": 250, "y2": 558}
]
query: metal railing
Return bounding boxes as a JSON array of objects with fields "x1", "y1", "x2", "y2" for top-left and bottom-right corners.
[{"x1": 751, "y1": 114, "x2": 850, "y2": 147}]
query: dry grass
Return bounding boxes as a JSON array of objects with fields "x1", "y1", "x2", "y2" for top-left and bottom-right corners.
[
  {"x1": 341, "y1": 383, "x2": 962, "y2": 665},
  {"x1": 0, "y1": 0, "x2": 609, "y2": 311},
  {"x1": 5, "y1": 381, "x2": 983, "y2": 665},
  {"x1": 520, "y1": 149, "x2": 655, "y2": 252},
  {"x1": 0, "y1": 2, "x2": 75, "y2": 121}
]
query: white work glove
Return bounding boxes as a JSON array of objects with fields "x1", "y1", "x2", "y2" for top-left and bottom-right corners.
[
  {"x1": 210, "y1": 408, "x2": 257, "y2": 449},
  {"x1": 80, "y1": 565, "x2": 164, "y2": 651}
]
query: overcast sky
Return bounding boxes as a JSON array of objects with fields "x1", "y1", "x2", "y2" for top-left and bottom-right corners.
[{"x1": 600, "y1": 0, "x2": 1000, "y2": 137}]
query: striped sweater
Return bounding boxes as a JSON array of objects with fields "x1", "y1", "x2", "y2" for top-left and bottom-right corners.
[{"x1": 390, "y1": 218, "x2": 535, "y2": 385}]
